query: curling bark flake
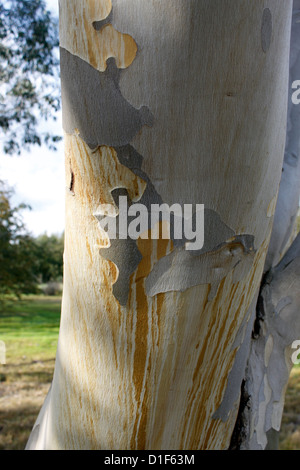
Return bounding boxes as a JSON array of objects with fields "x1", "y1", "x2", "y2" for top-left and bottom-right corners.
[{"x1": 26, "y1": 0, "x2": 295, "y2": 450}]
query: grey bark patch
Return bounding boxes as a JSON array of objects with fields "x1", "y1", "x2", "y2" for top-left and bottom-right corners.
[
  {"x1": 188, "y1": 209, "x2": 235, "y2": 255},
  {"x1": 60, "y1": 47, "x2": 154, "y2": 148},
  {"x1": 95, "y1": 147, "x2": 165, "y2": 306},
  {"x1": 115, "y1": 145, "x2": 164, "y2": 209},
  {"x1": 99, "y1": 223, "x2": 143, "y2": 306},
  {"x1": 92, "y1": 11, "x2": 113, "y2": 31},
  {"x1": 235, "y1": 233, "x2": 300, "y2": 449},
  {"x1": 145, "y1": 232, "x2": 256, "y2": 300},
  {"x1": 261, "y1": 8, "x2": 272, "y2": 53}
]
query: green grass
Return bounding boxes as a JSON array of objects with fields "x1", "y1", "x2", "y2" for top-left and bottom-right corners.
[
  {"x1": 0, "y1": 295, "x2": 61, "y2": 362},
  {"x1": 0, "y1": 295, "x2": 61, "y2": 449}
]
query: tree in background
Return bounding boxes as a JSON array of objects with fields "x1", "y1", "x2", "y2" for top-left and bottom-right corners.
[
  {"x1": 33, "y1": 233, "x2": 64, "y2": 284},
  {"x1": 0, "y1": 180, "x2": 38, "y2": 299},
  {"x1": 0, "y1": 181, "x2": 64, "y2": 301},
  {"x1": 0, "y1": 0, "x2": 61, "y2": 155}
]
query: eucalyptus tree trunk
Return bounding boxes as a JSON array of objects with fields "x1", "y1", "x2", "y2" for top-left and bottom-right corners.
[{"x1": 26, "y1": 0, "x2": 298, "y2": 450}]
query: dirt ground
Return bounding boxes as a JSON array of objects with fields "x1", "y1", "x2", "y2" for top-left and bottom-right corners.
[
  {"x1": 0, "y1": 360, "x2": 299, "y2": 450},
  {"x1": 0, "y1": 358, "x2": 55, "y2": 450}
]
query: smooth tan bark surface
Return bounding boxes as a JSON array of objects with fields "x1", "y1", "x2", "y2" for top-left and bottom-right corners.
[{"x1": 27, "y1": 0, "x2": 293, "y2": 450}]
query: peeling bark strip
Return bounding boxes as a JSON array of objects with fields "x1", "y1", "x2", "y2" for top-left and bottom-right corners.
[
  {"x1": 27, "y1": 1, "x2": 293, "y2": 450},
  {"x1": 235, "y1": 233, "x2": 300, "y2": 450},
  {"x1": 145, "y1": 233, "x2": 256, "y2": 301},
  {"x1": 146, "y1": 235, "x2": 255, "y2": 300}
]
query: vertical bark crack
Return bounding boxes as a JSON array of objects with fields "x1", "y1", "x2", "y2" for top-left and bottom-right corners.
[
  {"x1": 69, "y1": 160, "x2": 75, "y2": 195},
  {"x1": 229, "y1": 380, "x2": 251, "y2": 450}
]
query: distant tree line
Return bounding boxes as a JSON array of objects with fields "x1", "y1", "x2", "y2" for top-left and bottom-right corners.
[{"x1": 0, "y1": 180, "x2": 64, "y2": 300}]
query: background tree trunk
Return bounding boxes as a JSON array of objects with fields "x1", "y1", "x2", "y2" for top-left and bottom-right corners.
[{"x1": 26, "y1": 0, "x2": 294, "y2": 450}]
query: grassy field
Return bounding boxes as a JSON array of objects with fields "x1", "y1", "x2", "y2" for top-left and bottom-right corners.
[
  {"x1": 0, "y1": 296, "x2": 61, "y2": 450},
  {"x1": 0, "y1": 295, "x2": 299, "y2": 450}
]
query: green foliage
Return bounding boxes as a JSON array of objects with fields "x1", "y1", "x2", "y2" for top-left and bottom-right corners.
[
  {"x1": 0, "y1": 0, "x2": 61, "y2": 155},
  {"x1": 33, "y1": 233, "x2": 64, "y2": 283},
  {"x1": 0, "y1": 181, "x2": 64, "y2": 300},
  {"x1": 0, "y1": 180, "x2": 38, "y2": 298},
  {"x1": 0, "y1": 295, "x2": 61, "y2": 358}
]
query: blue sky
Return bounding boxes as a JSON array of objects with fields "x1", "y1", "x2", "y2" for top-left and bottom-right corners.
[{"x1": 0, "y1": 0, "x2": 65, "y2": 236}]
